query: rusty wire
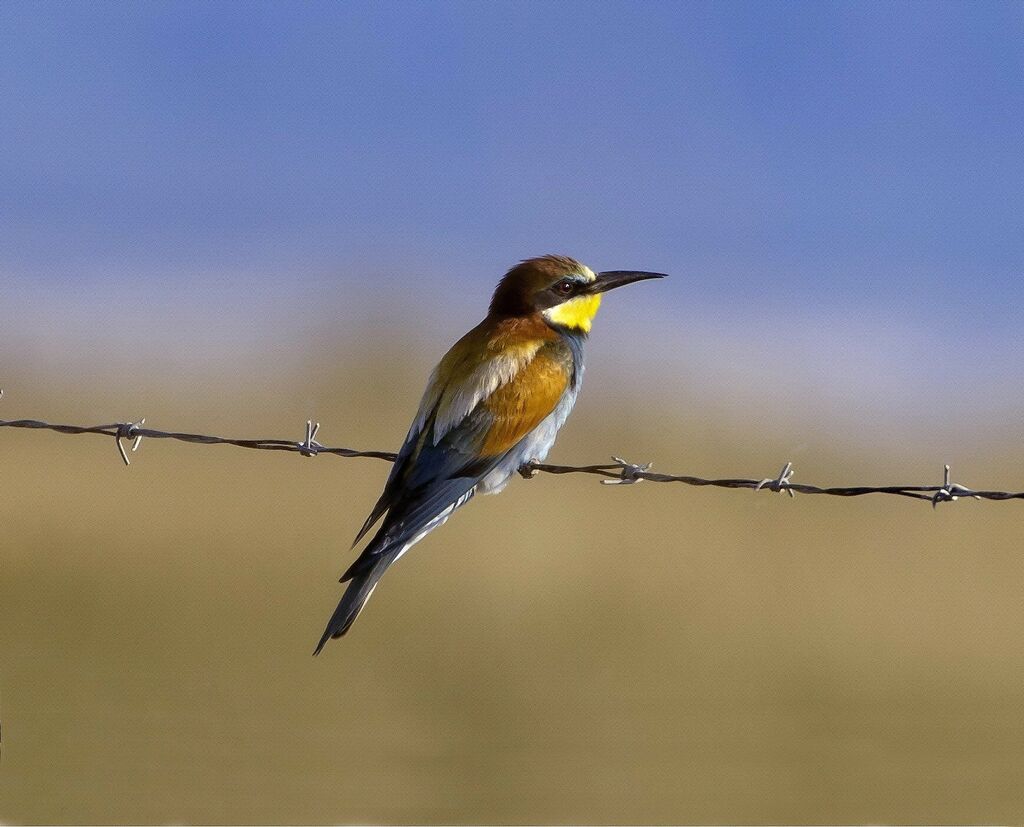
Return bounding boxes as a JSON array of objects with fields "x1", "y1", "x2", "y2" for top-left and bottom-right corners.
[{"x1": 1, "y1": 388, "x2": 1017, "y2": 507}]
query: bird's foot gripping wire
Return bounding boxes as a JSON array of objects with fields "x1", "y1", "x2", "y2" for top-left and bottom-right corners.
[
  {"x1": 602, "y1": 456, "x2": 652, "y2": 485},
  {"x1": 755, "y1": 461, "x2": 795, "y2": 497},
  {"x1": 298, "y1": 420, "x2": 323, "y2": 457},
  {"x1": 518, "y1": 460, "x2": 540, "y2": 480},
  {"x1": 931, "y1": 464, "x2": 980, "y2": 509}
]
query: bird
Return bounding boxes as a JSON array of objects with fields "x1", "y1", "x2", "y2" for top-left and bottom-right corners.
[{"x1": 314, "y1": 255, "x2": 665, "y2": 653}]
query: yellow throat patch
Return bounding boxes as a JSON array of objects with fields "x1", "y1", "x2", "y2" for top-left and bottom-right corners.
[{"x1": 542, "y1": 293, "x2": 602, "y2": 333}]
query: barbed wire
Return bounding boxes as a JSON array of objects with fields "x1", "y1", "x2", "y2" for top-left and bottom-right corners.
[{"x1": 0, "y1": 389, "x2": 1018, "y2": 507}]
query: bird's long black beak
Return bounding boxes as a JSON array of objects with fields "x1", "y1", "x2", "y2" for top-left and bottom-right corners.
[{"x1": 590, "y1": 270, "x2": 667, "y2": 294}]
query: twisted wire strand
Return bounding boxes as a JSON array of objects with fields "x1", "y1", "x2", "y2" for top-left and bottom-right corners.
[{"x1": 1, "y1": 409, "x2": 1018, "y2": 506}]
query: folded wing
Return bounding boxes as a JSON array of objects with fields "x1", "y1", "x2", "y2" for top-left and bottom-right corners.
[
  {"x1": 348, "y1": 335, "x2": 570, "y2": 576},
  {"x1": 314, "y1": 327, "x2": 572, "y2": 649}
]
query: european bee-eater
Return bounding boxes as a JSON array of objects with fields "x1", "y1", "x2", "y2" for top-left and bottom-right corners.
[{"x1": 315, "y1": 255, "x2": 664, "y2": 653}]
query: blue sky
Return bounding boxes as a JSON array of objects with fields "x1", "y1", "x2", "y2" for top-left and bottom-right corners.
[{"x1": 2, "y1": 1, "x2": 1023, "y2": 428}]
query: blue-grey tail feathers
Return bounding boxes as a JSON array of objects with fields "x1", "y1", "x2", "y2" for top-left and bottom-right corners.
[
  {"x1": 313, "y1": 549, "x2": 399, "y2": 655},
  {"x1": 351, "y1": 498, "x2": 388, "y2": 549},
  {"x1": 315, "y1": 485, "x2": 478, "y2": 654}
]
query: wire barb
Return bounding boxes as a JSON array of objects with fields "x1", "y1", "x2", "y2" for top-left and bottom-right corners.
[
  {"x1": 115, "y1": 418, "x2": 146, "y2": 466},
  {"x1": 755, "y1": 461, "x2": 796, "y2": 497},
  {"x1": 931, "y1": 464, "x2": 981, "y2": 509},
  {"x1": 601, "y1": 456, "x2": 653, "y2": 485},
  {"x1": 298, "y1": 420, "x2": 322, "y2": 457}
]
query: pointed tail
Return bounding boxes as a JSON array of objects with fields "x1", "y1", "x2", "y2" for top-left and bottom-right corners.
[
  {"x1": 313, "y1": 549, "x2": 399, "y2": 655},
  {"x1": 314, "y1": 483, "x2": 478, "y2": 654}
]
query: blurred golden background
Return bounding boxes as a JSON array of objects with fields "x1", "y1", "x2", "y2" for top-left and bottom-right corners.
[
  {"x1": 4, "y1": 1, "x2": 1024, "y2": 822},
  {"x1": 3, "y1": 307, "x2": 1024, "y2": 823}
]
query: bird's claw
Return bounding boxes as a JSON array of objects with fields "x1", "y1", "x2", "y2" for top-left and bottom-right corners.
[{"x1": 518, "y1": 460, "x2": 540, "y2": 479}]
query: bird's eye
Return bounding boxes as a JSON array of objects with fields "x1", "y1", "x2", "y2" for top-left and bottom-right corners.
[{"x1": 555, "y1": 279, "x2": 575, "y2": 296}]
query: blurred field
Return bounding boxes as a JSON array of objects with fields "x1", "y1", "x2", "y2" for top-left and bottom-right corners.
[{"x1": 3, "y1": 341, "x2": 1024, "y2": 824}]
